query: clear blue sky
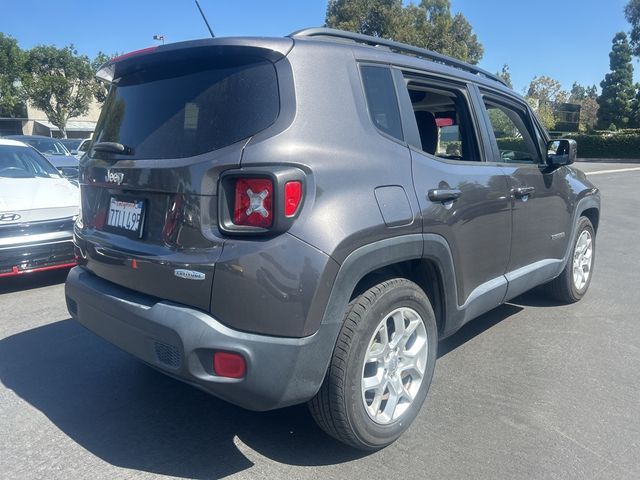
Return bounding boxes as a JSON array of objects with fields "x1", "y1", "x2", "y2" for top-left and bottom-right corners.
[{"x1": 1, "y1": 0, "x2": 636, "y2": 93}]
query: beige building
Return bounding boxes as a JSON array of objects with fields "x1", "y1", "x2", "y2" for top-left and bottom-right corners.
[{"x1": 0, "y1": 99, "x2": 102, "y2": 139}]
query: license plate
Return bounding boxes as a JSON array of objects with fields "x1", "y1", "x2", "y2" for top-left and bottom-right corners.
[{"x1": 106, "y1": 197, "x2": 145, "y2": 238}]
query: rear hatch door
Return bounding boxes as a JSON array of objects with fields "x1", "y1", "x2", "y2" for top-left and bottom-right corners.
[{"x1": 78, "y1": 39, "x2": 290, "y2": 309}]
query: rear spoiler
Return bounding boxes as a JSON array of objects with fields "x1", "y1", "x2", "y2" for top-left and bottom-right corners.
[{"x1": 96, "y1": 37, "x2": 294, "y2": 84}]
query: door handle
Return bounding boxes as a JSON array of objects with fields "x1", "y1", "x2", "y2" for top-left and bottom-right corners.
[
  {"x1": 428, "y1": 188, "x2": 462, "y2": 203},
  {"x1": 512, "y1": 186, "x2": 535, "y2": 199}
]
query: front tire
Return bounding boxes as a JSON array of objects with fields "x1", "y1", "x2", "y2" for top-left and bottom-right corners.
[
  {"x1": 308, "y1": 278, "x2": 438, "y2": 450},
  {"x1": 544, "y1": 216, "x2": 595, "y2": 303}
]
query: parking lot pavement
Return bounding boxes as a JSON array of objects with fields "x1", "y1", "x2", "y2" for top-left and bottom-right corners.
[{"x1": 1, "y1": 163, "x2": 639, "y2": 480}]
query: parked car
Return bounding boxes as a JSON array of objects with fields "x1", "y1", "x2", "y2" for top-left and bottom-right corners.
[
  {"x1": 4, "y1": 135, "x2": 79, "y2": 179},
  {"x1": 65, "y1": 28, "x2": 600, "y2": 450},
  {"x1": 0, "y1": 139, "x2": 78, "y2": 277},
  {"x1": 77, "y1": 138, "x2": 91, "y2": 158},
  {"x1": 59, "y1": 138, "x2": 84, "y2": 159}
]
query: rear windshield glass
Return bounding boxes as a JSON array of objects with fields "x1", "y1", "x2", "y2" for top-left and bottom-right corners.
[{"x1": 92, "y1": 56, "x2": 279, "y2": 160}]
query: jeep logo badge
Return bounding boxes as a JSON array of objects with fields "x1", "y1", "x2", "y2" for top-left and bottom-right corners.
[
  {"x1": 106, "y1": 169, "x2": 124, "y2": 185},
  {"x1": 174, "y1": 269, "x2": 206, "y2": 281},
  {"x1": 0, "y1": 213, "x2": 21, "y2": 222}
]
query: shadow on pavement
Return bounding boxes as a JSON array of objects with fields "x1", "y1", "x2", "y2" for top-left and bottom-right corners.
[
  {"x1": 438, "y1": 303, "x2": 523, "y2": 357},
  {"x1": 508, "y1": 289, "x2": 566, "y2": 308},
  {"x1": 0, "y1": 269, "x2": 70, "y2": 295},
  {"x1": 0, "y1": 302, "x2": 524, "y2": 479}
]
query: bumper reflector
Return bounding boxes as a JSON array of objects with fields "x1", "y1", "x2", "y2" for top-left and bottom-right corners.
[{"x1": 213, "y1": 351, "x2": 246, "y2": 378}]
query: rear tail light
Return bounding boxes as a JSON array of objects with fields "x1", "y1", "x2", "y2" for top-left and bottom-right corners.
[
  {"x1": 213, "y1": 351, "x2": 246, "y2": 378},
  {"x1": 284, "y1": 181, "x2": 302, "y2": 217},
  {"x1": 218, "y1": 168, "x2": 305, "y2": 235},
  {"x1": 233, "y1": 178, "x2": 274, "y2": 228}
]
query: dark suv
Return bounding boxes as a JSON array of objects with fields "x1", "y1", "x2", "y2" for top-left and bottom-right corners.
[{"x1": 65, "y1": 28, "x2": 600, "y2": 450}]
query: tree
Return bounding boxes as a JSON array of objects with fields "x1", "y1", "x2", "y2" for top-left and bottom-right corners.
[
  {"x1": 20, "y1": 44, "x2": 95, "y2": 138},
  {"x1": 625, "y1": 0, "x2": 640, "y2": 57},
  {"x1": 525, "y1": 76, "x2": 569, "y2": 131},
  {"x1": 496, "y1": 64, "x2": 512, "y2": 89},
  {"x1": 526, "y1": 76, "x2": 568, "y2": 105},
  {"x1": 0, "y1": 33, "x2": 25, "y2": 116},
  {"x1": 569, "y1": 82, "x2": 599, "y2": 131},
  {"x1": 597, "y1": 32, "x2": 635, "y2": 130},
  {"x1": 326, "y1": 0, "x2": 483, "y2": 64},
  {"x1": 568, "y1": 82, "x2": 587, "y2": 103},
  {"x1": 326, "y1": 0, "x2": 400, "y2": 38}
]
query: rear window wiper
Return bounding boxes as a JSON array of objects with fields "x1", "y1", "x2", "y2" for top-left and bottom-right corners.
[{"x1": 92, "y1": 142, "x2": 134, "y2": 155}]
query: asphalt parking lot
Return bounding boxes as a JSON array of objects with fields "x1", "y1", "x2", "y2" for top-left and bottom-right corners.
[{"x1": 1, "y1": 162, "x2": 639, "y2": 480}]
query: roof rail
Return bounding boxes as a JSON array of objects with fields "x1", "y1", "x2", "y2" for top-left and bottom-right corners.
[{"x1": 289, "y1": 27, "x2": 507, "y2": 87}]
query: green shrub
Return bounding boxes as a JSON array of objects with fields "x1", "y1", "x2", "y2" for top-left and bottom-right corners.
[{"x1": 566, "y1": 133, "x2": 640, "y2": 158}]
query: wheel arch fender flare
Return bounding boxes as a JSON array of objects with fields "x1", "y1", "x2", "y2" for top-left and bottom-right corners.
[
  {"x1": 309, "y1": 234, "x2": 459, "y2": 388},
  {"x1": 561, "y1": 193, "x2": 601, "y2": 271}
]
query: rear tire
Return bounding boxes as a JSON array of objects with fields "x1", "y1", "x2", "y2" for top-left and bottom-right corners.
[
  {"x1": 544, "y1": 216, "x2": 595, "y2": 303},
  {"x1": 308, "y1": 278, "x2": 437, "y2": 450}
]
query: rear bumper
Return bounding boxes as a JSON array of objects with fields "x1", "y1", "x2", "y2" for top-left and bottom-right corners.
[{"x1": 65, "y1": 266, "x2": 338, "y2": 411}]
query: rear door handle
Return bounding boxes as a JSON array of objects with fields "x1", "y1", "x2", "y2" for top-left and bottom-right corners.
[
  {"x1": 428, "y1": 188, "x2": 462, "y2": 203},
  {"x1": 512, "y1": 186, "x2": 535, "y2": 198}
]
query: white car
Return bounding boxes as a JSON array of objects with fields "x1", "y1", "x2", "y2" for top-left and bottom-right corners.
[{"x1": 0, "y1": 139, "x2": 79, "y2": 277}]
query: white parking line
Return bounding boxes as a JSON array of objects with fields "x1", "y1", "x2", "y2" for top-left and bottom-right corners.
[{"x1": 585, "y1": 166, "x2": 640, "y2": 176}]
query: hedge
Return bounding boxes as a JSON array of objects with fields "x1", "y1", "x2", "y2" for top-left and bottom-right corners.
[
  {"x1": 564, "y1": 133, "x2": 640, "y2": 159},
  {"x1": 499, "y1": 135, "x2": 640, "y2": 159}
]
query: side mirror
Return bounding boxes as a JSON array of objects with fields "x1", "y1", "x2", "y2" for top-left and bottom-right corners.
[{"x1": 547, "y1": 139, "x2": 577, "y2": 167}]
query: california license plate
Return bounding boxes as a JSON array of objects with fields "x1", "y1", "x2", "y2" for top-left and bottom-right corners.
[{"x1": 106, "y1": 197, "x2": 145, "y2": 238}]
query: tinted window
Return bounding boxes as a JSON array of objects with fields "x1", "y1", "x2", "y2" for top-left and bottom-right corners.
[
  {"x1": 21, "y1": 138, "x2": 69, "y2": 156},
  {"x1": 360, "y1": 66, "x2": 403, "y2": 141},
  {"x1": 0, "y1": 145, "x2": 59, "y2": 177},
  {"x1": 92, "y1": 56, "x2": 279, "y2": 160},
  {"x1": 484, "y1": 100, "x2": 541, "y2": 164}
]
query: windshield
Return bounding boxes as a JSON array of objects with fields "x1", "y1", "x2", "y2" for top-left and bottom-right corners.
[
  {"x1": 0, "y1": 145, "x2": 60, "y2": 178},
  {"x1": 92, "y1": 55, "x2": 279, "y2": 160},
  {"x1": 22, "y1": 138, "x2": 71, "y2": 156}
]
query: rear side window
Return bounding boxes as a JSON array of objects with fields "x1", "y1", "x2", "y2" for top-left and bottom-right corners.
[
  {"x1": 93, "y1": 56, "x2": 279, "y2": 160},
  {"x1": 360, "y1": 66, "x2": 403, "y2": 141}
]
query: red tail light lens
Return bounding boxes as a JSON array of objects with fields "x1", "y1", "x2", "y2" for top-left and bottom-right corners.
[
  {"x1": 233, "y1": 178, "x2": 273, "y2": 228},
  {"x1": 213, "y1": 351, "x2": 246, "y2": 378},
  {"x1": 284, "y1": 181, "x2": 303, "y2": 217}
]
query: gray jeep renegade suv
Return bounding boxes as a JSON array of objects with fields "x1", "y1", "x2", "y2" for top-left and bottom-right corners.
[{"x1": 65, "y1": 28, "x2": 600, "y2": 450}]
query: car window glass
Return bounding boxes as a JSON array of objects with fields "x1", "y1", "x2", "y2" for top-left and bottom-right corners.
[
  {"x1": 27, "y1": 138, "x2": 68, "y2": 155},
  {"x1": 0, "y1": 146, "x2": 59, "y2": 177},
  {"x1": 92, "y1": 56, "x2": 280, "y2": 160},
  {"x1": 484, "y1": 100, "x2": 541, "y2": 164},
  {"x1": 403, "y1": 79, "x2": 479, "y2": 161},
  {"x1": 360, "y1": 65, "x2": 404, "y2": 141}
]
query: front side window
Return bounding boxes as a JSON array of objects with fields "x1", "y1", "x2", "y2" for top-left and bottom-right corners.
[
  {"x1": 484, "y1": 99, "x2": 541, "y2": 164},
  {"x1": 360, "y1": 65, "x2": 403, "y2": 141}
]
